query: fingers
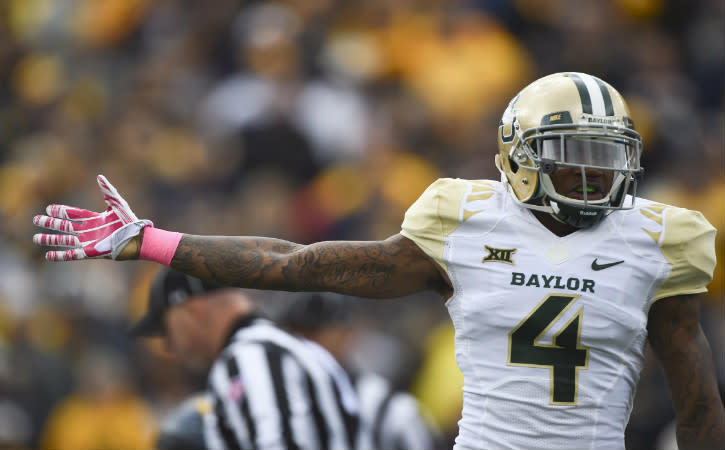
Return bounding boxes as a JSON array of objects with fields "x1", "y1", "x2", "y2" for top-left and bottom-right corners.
[
  {"x1": 35, "y1": 208, "x2": 119, "y2": 232},
  {"x1": 46, "y1": 204, "x2": 99, "y2": 221},
  {"x1": 45, "y1": 248, "x2": 87, "y2": 262},
  {"x1": 33, "y1": 233, "x2": 81, "y2": 248},
  {"x1": 33, "y1": 215, "x2": 78, "y2": 233},
  {"x1": 97, "y1": 175, "x2": 139, "y2": 223}
]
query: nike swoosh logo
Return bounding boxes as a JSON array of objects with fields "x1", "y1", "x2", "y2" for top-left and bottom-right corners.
[{"x1": 591, "y1": 259, "x2": 625, "y2": 271}]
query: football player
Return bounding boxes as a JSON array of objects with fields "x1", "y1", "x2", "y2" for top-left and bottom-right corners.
[{"x1": 33, "y1": 72, "x2": 724, "y2": 450}]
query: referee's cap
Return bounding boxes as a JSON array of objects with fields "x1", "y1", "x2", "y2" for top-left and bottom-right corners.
[
  {"x1": 130, "y1": 267, "x2": 223, "y2": 337},
  {"x1": 278, "y1": 292, "x2": 357, "y2": 332}
]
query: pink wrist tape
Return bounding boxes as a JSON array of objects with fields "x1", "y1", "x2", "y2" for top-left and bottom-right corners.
[{"x1": 139, "y1": 227, "x2": 183, "y2": 266}]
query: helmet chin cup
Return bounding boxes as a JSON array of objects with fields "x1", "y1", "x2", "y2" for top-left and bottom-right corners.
[{"x1": 548, "y1": 198, "x2": 606, "y2": 228}]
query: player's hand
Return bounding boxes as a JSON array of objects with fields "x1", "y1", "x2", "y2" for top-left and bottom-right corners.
[{"x1": 33, "y1": 175, "x2": 152, "y2": 261}]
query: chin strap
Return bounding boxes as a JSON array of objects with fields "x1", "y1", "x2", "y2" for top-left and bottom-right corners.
[{"x1": 548, "y1": 199, "x2": 605, "y2": 228}]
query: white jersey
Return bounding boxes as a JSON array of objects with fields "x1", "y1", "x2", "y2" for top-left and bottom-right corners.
[{"x1": 401, "y1": 178, "x2": 716, "y2": 450}]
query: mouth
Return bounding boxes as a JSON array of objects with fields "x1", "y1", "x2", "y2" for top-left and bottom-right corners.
[{"x1": 567, "y1": 185, "x2": 605, "y2": 200}]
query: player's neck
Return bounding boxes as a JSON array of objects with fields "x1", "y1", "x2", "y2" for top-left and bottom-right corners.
[{"x1": 531, "y1": 210, "x2": 579, "y2": 237}]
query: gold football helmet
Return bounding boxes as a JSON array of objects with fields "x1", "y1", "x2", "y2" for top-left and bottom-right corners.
[{"x1": 495, "y1": 72, "x2": 643, "y2": 228}]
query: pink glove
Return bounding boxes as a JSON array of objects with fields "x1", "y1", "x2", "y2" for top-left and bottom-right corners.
[{"x1": 33, "y1": 175, "x2": 152, "y2": 261}]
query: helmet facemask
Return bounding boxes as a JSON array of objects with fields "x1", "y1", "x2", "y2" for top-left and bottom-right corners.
[{"x1": 518, "y1": 123, "x2": 643, "y2": 227}]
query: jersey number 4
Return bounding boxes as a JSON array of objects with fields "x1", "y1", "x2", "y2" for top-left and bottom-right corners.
[{"x1": 508, "y1": 294, "x2": 590, "y2": 405}]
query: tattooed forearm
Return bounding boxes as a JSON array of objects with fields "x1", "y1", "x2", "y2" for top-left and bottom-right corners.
[
  {"x1": 647, "y1": 295, "x2": 725, "y2": 450},
  {"x1": 172, "y1": 235, "x2": 303, "y2": 287},
  {"x1": 283, "y1": 241, "x2": 403, "y2": 296},
  {"x1": 170, "y1": 233, "x2": 446, "y2": 298}
]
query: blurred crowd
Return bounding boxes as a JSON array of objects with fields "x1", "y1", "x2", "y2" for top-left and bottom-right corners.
[{"x1": 0, "y1": 0, "x2": 722, "y2": 449}]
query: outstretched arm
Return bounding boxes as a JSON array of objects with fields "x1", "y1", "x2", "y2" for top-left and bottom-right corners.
[
  {"x1": 33, "y1": 175, "x2": 450, "y2": 299},
  {"x1": 111, "y1": 231, "x2": 449, "y2": 298},
  {"x1": 647, "y1": 294, "x2": 725, "y2": 450}
]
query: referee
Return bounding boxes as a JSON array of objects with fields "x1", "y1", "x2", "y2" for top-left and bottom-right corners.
[
  {"x1": 131, "y1": 267, "x2": 359, "y2": 450},
  {"x1": 279, "y1": 293, "x2": 441, "y2": 450}
]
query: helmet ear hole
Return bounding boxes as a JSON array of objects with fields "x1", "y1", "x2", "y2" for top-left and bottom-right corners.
[{"x1": 508, "y1": 157, "x2": 519, "y2": 173}]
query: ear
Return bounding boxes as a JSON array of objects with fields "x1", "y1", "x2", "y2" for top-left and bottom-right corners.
[{"x1": 183, "y1": 297, "x2": 207, "y2": 316}]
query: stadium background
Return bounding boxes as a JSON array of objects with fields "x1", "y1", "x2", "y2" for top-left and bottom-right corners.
[{"x1": 0, "y1": 0, "x2": 722, "y2": 448}]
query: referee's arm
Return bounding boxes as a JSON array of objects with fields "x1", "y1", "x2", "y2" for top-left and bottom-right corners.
[{"x1": 206, "y1": 342, "x2": 345, "y2": 450}]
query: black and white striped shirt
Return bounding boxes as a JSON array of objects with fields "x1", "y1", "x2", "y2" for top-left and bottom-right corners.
[
  {"x1": 204, "y1": 316, "x2": 359, "y2": 450},
  {"x1": 354, "y1": 372, "x2": 439, "y2": 450}
]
